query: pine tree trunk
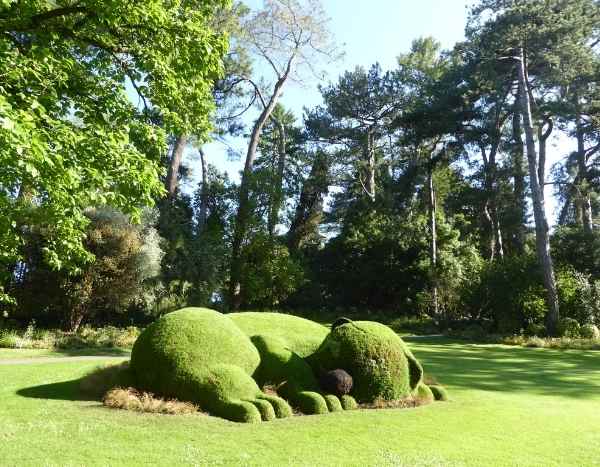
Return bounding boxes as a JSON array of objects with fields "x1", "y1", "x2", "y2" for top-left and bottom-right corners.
[
  {"x1": 287, "y1": 153, "x2": 328, "y2": 251},
  {"x1": 516, "y1": 48, "x2": 560, "y2": 335},
  {"x1": 197, "y1": 148, "x2": 209, "y2": 233},
  {"x1": 366, "y1": 131, "x2": 376, "y2": 202},
  {"x1": 512, "y1": 104, "x2": 527, "y2": 253},
  {"x1": 428, "y1": 156, "x2": 439, "y2": 320},
  {"x1": 575, "y1": 95, "x2": 593, "y2": 233},
  {"x1": 166, "y1": 135, "x2": 187, "y2": 198}
]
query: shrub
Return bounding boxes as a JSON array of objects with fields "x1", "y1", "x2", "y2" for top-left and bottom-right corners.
[
  {"x1": 556, "y1": 269, "x2": 600, "y2": 325},
  {"x1": 0, "y1": 330, "x2": 20, "y2": 348},
  {"x1": 311, "y1": 320, "x2": 424, "y2": 403},
  {"x1": 525, "y1": 323, "x2": 546, "y2": 337},
  {"x1": 239, "y1": 235, "x2": 305, "y2": 308},
  {"x1": 557, "y1": 318, "x2": 581, "y2": 338},
  {"x1": 103, "y1": 387, "x2": 198, "y2": 415},
  {"x1": 461, "y1": 323, "x2": 486, "y2": 340},
  {"x1": 580, "y1": 324, "x2": 600, "y2": 339}
]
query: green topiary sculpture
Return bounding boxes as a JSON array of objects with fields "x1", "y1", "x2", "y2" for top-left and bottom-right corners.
[
  {"x1": 130, "y1": 308, "x2": 444, "y2": 423},
  {"x1": 309, "y1": 319, "x2": 424, "y2": 402}
]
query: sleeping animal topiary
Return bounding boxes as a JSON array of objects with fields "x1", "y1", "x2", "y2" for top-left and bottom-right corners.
[{"x1": 129, "y1": 308, "x2": 445, "y2": 423}]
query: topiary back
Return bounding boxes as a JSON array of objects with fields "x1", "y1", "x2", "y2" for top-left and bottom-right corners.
[{"x1": 130, "y1": 308, "x2": 260, "y2": 400}]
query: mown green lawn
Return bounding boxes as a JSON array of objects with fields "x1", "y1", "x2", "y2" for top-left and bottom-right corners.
[
  {"x1": 0, "y1": 347, "x2": 131, "y2": 360},
  {"x1": 1, "y1": 338, "x2": 599, "y2": 466}
]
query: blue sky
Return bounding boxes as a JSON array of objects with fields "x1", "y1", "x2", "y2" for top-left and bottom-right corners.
[
  {"x1": 189, "y1": 0, "x2": 565, "y2": 222},
  {"x1": 193, "y1": 0, "x2": 471, "y2": 180}
]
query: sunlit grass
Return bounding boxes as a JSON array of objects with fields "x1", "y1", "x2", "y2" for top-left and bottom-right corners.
[{"x1": 1, "y1": 338, "x2": 599, "y2": 466}]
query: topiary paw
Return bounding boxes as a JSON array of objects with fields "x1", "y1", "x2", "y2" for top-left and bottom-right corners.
[
  {"x1": 323, "y1": 394, "x2": 343, "y2": 412},
  {"x1": 340, "y1": 394, "x2": 358, "y2": 410},
  {"x1": 216, "y1": 399, "x2": 263, "y2": 423},
  {"x1": 257, "y1": 393, "x2": 293, "y2": 419},
  {"x1": 292, "y1": 390, "x2": 329, "y2": 414}
]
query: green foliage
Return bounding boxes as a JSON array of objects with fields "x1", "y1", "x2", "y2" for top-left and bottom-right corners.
[
  {"x1": 12, "y1": 208, "x2": 163, "y2": 329},
  {"x1": 0, "y1": 324, "x2": 140, "y2": 350},
  {"x1": 239, "y1": 235, "x2": 304, "y2": 309},
  {"x1": 525, "y1": 323, "x2": 546, "y2": 338},
  {"x1": 556, "y1": 268, "x2": 600, "y2": 325},
  {"x1": 557, "y1": 318, "x2": 581, "y2": 339},
  {"x1": 463, "y1": 256, "x2": 546, "y2": 333},
  {"x1": 552, "y1": 227, "x2": 600, "y2": 277},
  {"x1": 0, "y1": 0, "x2": 228, "y2": 302},
  {"x1": 312, "y1": 320, "x2": 423, "y2": 403},
  {"x1": 580, "y1": 324, "x2": 600, "y2": 339}
]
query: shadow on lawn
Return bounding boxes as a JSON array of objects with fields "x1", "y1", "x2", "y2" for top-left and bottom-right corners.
[
  {"x1": 406, "y1": 336, "x2": 600, "y2": 399},
  {"x1": 17, "y1": 377, "x2": 98, "y2": 402},
  {"x1": 49, "y1": 347, "x2": 131, "y2": 357}
]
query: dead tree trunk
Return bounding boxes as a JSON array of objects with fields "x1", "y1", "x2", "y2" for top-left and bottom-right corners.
[
  {"x1": 229, "y1": 64, "x2": 293, "y2": 309},
  {"x1": 516, "y1": 48, "x2": 560, "y2": 335}
]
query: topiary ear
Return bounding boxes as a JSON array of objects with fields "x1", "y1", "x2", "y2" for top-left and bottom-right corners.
[{"x1": 331, "y1": 317, "x2": 353, "y2": 330}]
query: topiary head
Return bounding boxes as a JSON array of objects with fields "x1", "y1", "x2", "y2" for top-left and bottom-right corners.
[{"x1": 312, "y1": 319, "x2": 423, "y2": 403}]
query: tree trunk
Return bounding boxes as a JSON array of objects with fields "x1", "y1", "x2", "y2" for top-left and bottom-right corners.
[
  {"x1": 575, "y1": 95, "x2": 593, "y2": 233},
  {"x1": 287, "y1": 153, "x2": 328, "y2": 251},
  {"x1": 427, "y1": 155, "x2": 439, "y2": 320},
  {"x1": 268, "y1": 118, "x2": 287, "y2": 237},
  {"x1": 197, "y1": 148, "x2": 209, "y2": 234},
  {"x1": 481, "y1": 138, "x2": 504, "y2": 260},
  {"x1": 166, "y1": 135, "x2": 187, "y2": 198},
  {"x1": 363, "y1": 130, "x2": 376, "y2": 202},
  {"x1": 516, "y1": 48, "x2": 560, "y2": 335},
  {"x1": 511, "y1": 103, "x2": 527, "y2": 253},
  {"x1": 229, "y1": 72, "x2": 291, "y2": 309}
]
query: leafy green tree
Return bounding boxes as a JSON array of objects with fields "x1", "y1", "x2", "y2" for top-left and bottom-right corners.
[
  {"x1": 13, "y1": 208, "x2": 164, "y2": 331},
  {"x1": 0, "y1": 0, "x2": 229, "y2": 304},
  {"x1": 229, "y1": 0, "x2": 340, "y2": 309}
]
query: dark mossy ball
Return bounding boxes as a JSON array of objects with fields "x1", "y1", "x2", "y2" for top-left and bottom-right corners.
[{"x1": 320, "y1": 369, "x2": 353, "y2": 395}]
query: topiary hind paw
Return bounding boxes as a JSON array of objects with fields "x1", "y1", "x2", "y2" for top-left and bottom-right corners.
[
  {"x1": 292, "y1": 390, "x2": 329, "y2": 414},
  {"x1": 257, "y1": 393, "x2": 293, "y2": 419},
  {"x1": 217, "y1": 399, "x2": 263, "y2": 423}
]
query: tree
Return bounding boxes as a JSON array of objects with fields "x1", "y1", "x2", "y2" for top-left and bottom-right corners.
[
  {"x1": 228, "y1": 0, "x2": 339, "y2": 308},
  {"x1": 468, "y1": 0, "x2": 600, "y2": 333},
  {"x1": 164, "y1": 1, "x2": 251, "y2": 200},
  {"x1": 0, "y1": 0, "x2": 228, "y2": 304},
  {"x1": 393, "y1": 37, "x2": 455, "y2": 319},
  {"x1": 306, "y1": 64, "x2": 400, "y2": 203}
]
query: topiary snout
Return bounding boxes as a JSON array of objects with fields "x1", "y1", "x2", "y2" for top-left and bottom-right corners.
[{"x1": 312, "y1": 318, "x2": 424, "y2": 403}]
